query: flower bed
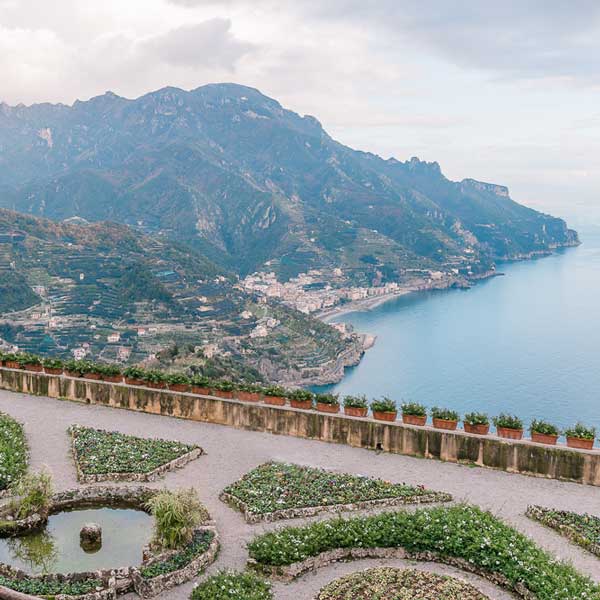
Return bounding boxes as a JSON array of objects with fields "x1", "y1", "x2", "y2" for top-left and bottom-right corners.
[
  {"x1": 69, "y1": 426, "x2": 202, "y2": 483},
  {"x1": 0, "y1": 413, "x2": 27, "y2": 495},
  {"x1": 191, "y1": 571, "x2": 272, "y2": 600},
  {"x1": 316, "y1": 567, "x2": 488, "y2": 600},
  {"x1": 247, "y1": 505, "x2": 600, "y2": 599},
  {"x1": 0, "y1": 575, "x2": 108, "y2": 599},
  {"x1": 220, "y1": 462, "x2": 451, "y2": 523},
  {"x1": 526, "y1": 505, "x2": 600, "y2": 557}
]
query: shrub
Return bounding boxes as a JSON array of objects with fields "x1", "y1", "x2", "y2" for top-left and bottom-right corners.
[
  {"x1": 343, "y1": 395, "x2": 368, "y2": 409},
  {"x1": 401, "y1": 402, "x2": 426, "y2": 416},
  {"x1": 41, "y1": 357, "x2": 63, "y2": 369},
  {"x1": 530, "y1": 420, "x2": 560, "y2": 436},
  {"x1": 146, "y1": 488, "x2": 209, "y2": 549},
  {"x1": 213, "y1": 379, "x2": 235, "y2": 392},
  {"x1": 124, "y1": 366, "x2": 147, "y2": 379},
  {"x1": 190, "y1": 374, "x2": 211, "y2": 388},
  {"x1": 12, "y1": 469, "x2": 53, "y2": 519},
  {"x1": 431, "y1": 407, "x2": 459, "y2": 421},
  {"x1": 95, "y1": 363, "x2": 122, "y2": 377},
  {"x1": 493, "y1": 413, "x2": 523, "y2": 430},
  {"x1": 191, "y1": 571, "x2": 272, "y2": 600},
  {"x1": 463, "y1": 412, "x2": 489, "y2": 426},
  {"x1": 564, "y1": 423, "x2": 596, "y2": 440},
  {"x1": 16, "y1": 352, "x2": 41, "y2": 367},
  {"x1": 64, "y1": 359, "x2": 91, "y2": 375},
  {"x1": 289, "y1": 389, "x2": 313, "y2": 402},
  {"x1": 239, "y1": 382, "x2": 262, "y2": 393},
  {"x1": 371, "y1": 397, "x2": 396, "y2": 413},
  {"x1": 315, "y1": 393, "x2": 339, "y2": 406},
  {"x1": 143, "y1": 369, "x2": 168, "y2": 384},
  {"x1": 0, "y1": 413, "x2": 28, "y2": 491},
  {"x1": 167, "y1": 373, "x2": 190, "y2": 385},
  {"x1": 248, "y1": 504, "x2": 600, "y2": 599},
  {"x1": 263, "y1": 385, "x2": 287, "y2": 397}
]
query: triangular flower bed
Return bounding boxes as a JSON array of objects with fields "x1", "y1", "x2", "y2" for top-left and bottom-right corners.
[
  {"x1": 69, "y1": 425, "x2": 202, "y2": 483},
  {"x1": 220, "y1": 462, "x2": 451, "y2": 523}
]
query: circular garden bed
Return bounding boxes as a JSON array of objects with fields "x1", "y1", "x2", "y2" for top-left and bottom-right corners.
[{"x1": 316, "y1": 568, "x2": 489, "y2": 599}]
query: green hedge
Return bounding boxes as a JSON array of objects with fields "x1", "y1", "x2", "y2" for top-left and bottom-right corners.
[
  {"x1": 190, "y1": 571, "x2": 272, "y2": 600},
  {"x1": 248, "y1": 505, "x2": 600, "y2": 600},
  {"x1": 0, "y1": 412, "x2": 27, "y2": 491}
]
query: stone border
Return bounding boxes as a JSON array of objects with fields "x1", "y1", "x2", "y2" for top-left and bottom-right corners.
[
  {"x1": 130, "y1": 526, "x2": 220, "y2": 599},
  {"x1": 526, "y1": 505, "x2": 600, "y2": 557},
  {"x1": 219, "y1": 490, "x2": 452, "y2": 524},
  {"x1": 248, "y1": 547, "x2": 535, "y2": 599},
  {"x1": 69, "y1": 428, "x2": 203, "y2": 483}
]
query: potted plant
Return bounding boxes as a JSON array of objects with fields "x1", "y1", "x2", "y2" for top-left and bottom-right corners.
[
  {"x1": 289, "y1": 389, "x2": 314, "y2": 410},
  {"x1": 167, "y1": 372, "x2": 191, "y2": 392},
  {"x1": 530, "y1": 419, "x2": 560, "y2": 446},
  {"x1": 237, "y1": 382, "x2": 262, "y2": 402},
  {"x1": 190, "y1": 374, "x2": 211, "y2": 396},
  {"x1": 2, "y1": 353, "x2": 20, "y2": 369},
  {"x1": 42, "y1": 357, "x2": 64, "y2": 375},
  {"x1": 463, "y1": 412, "x2": 490, "y2": 435},
  {"x1": 263, "y1": 385, "x2": 287, "y2": 406},
  {"x1": 124, "y1": 366, "x2": 146, "y2": 386},
  {"x1": 372, "y1": 397, "x2": 398, "y2": 422},
  {"x1": 565, "y1": 423, "x2": 596, "y2": 450},
  {"x1": 18, "y1": 353, "x2": 43, "y2": 372},
  {"x1": 64, "y1": 359, "x2": 86, "y2": 378},
  {"x1": 212, "y1": 379, "x2": 235, "y2": 399},
  {"x1": 143, "y1": 369, "x2": 168, "y2": 390},
  {"x1": 431, "y1": 407, "x2": 460, "y2": 431},
  {"x1": 343, "y1": 395, "x2": 368, "y2": 418},
  {"x1": 98, "y1": 363, "x2": 123, "y2": 383},
  {"x1": 315, "y1": 393, "x2": 340, "y2": 414},
  {"x1": 82, "y1": 361, "x2": 102, "y2": 380},
  {"x1": 401, "y1": 401, "x2": 427, "y2": 426},
  {"x1": 493, "y1": 414, "x2": 524, "y2": 440}
]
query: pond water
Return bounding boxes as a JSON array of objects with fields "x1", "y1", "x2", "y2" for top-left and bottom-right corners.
[{"x1": 0, "y1": 507, "x2": 153, "y2": 575}]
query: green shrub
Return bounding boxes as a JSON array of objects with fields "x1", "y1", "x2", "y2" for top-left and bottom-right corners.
[
  {"x1": 248, "y1": 505, "x2": 600, "y2": 599},
  {"x1": 431, "y1": 407, "x2": 459, "y2": 421},
  {"x1": 16, "y1": 352, "x2": 41, "y2": 367},
  {"x1": 41, "y1": 357, "x2": 63, "y2": 369},
  {"x1": 371, "y1": 397, "x2": 396, "y2": 413},
  {"x1": 124, "y1": 366, "x2": 147, "y2": 379},
  {"x1": 263, "y1": 385, "x2": 286, "y2": 397},
  {"x1": 12, "y1": 469, "x2": 53, "y2": 519},
  {"x1": 146, "y1": 488, "x2": 209, "y2": 549},
  {"x1": 343, "y1": 395, "x2": 368, "y2": 409},
  {"x1": 0, "y1": 413, "x2": 27, "y2": 491},
  {"x1": 315, "y1": 393, "x2": 339, "y2": 406},
  {"x1": 401, "y1": 402, "x2": 426, "y2": 416},
  {"x1": 493, "y1": 413, "x2": 523, "y2": 430},
  {"x1": 564, "y1": 423, "x2": 596, "y2": 440},
  {"x1": 289, "y1": 389, "x2": 313, "y2": 402},
  {"x1": 143, "y1": 369, "x2": 168, "y2": 384},
  {"x1": 530, "y1": 420, "x2": 560, "y2": 436},
  {"x1": 463, "y1": 412, "x2": 489, "y2": 426},
  {"x1": 190, "y1": 374, "x2": 211, "y2": 388},
  {"x1": 167, "y1": 373, "x2": 190, "y2": 385},
  {"x1": 191, "y1": 571, "x2": 272, "y2": 600},
  {"x1": 213, "y1": 379, "x2": 235, "y2": 392}
]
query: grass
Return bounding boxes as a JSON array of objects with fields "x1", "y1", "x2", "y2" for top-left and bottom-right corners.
[
  {"x1": 317, "y1": 568, "x2": 488, "y2": 600},
  {"x1": 248, "y1": 504, "x2": 600, "y2": 600},
  {"x1": 222, "y1": 462, "x2": 450, "y2": 518},
  {"x1": 0, "y1": 412, "x2": 27, "y2": 492},
  {"x1": 69, "y1": 425, "x2": 199, "y2": 476},
  {"x1": 190, "y1": 571, "x2": 272, "y2": 600}
]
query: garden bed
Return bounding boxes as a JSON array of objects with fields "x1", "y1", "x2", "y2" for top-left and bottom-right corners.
[
  {"x1": 190, "y1": 571, "x2": 272, "y2": 600},
  {"x1": 131, "y1": 527, "x2": 219, "y2": 599},
  {"x1": 247, "y1": 504, "x2": 600, "y2": 599},
  {"x1": 526, "y1": 505, "x2": 600, "y2": 557},
  {"x1": 0, "y1": 412, "x2": 28, "y2": 497},
  {"x1": 220, "y1": 462, "x2": 451, "y2": 523},
  {"x1": 0, "y1": 575, "x2": 113, "y2": 600},
  {"x1": 69, "y1": 426, "x2": 202, "y2": 483},
  {"x1": 316, "y1": 567, "x2": 488, "y2": 600}
]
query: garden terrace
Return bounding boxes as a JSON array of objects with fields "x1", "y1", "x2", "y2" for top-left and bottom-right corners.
[
  {"x1": 316, "y1": 567, "x2": 489, "y2": 600},
  {"x1": 69, "y1": 425, "x2": 202, "y2": 483},
  {"x1": 220, "y1": 462, "x2": 451, "y2": 522},
  {"x1": 527, "y1": 505, "x2": 600, "y2": 557},
  {"x1": 0, "y1": 412, "x2": 27, "y2": 495},
  {"x1": 247, "y1": 505, "x2": 600, "y2": 599}
]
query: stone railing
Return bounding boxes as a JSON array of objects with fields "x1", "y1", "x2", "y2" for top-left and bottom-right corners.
[{"x1": 1, "y1": 367, "x2": 599, "y2": 487}]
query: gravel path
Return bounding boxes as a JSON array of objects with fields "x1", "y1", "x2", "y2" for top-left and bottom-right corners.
[{"x1": 1, "y1": 389, "x2": 599, "y2": 600}]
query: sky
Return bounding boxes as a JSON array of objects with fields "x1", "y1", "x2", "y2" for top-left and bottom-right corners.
[{"x1": 1, "y1": 0, "x2": 599, "y2": 228}]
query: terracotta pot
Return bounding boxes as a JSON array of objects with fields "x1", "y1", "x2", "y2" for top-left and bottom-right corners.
[
  {"x1": 373, "y1": 411, "x2": 397, "y2": 422},
  {"x1": 497, "y1": 426, "x2": 524, "y2": 440},
  {"x1": 402, "y1": 414, "x2": 427, "y2": 426},
  {"x1": 65, "y1": 370, "x2": 81, "y2": 378},
  {"x1": 531, "y1": 431, "x2": 559, "y2": 445},
  {"x1": 102, "y1": 375, "x2": 124, "y2": 383},
  {"x1": 316, "y1": 402, "x2": 340, "y2": 414},
  {"x1": 344, "y1": 406, "x2": 368, "y2": 418},
  {"x1": 213, "y1": 389, "x2": 234, "y2": 399},
  {"x1": 290, "y1": 399, "x2": 313, "y2": 410},
  {"x1": 44, "y1": 367, "x2": 63, "y2": 375},
  {"x1": 432, "y1": 418, "x2": 458, "y2": 431},
  {"x1": 191, "y1": 386, "x2": 211, "y2": 396},
  {"x1": 168, "y1": 383, "x2": 190, "y2": 393},
  {"x1": 264, "y1": 396, "x2": 286, "y2": 406},
  {"x1": 146, "y1": 381, "x2": 167, "y2": 390},
  {"x1": 24, "y1": 364, "x2": 44, "y2": 372},
  {"x1": 237, "y1": 391, "x2": 261, "y2": 402},
  {"x1": 464, "y1": 423, "x2": 490, "y2": 435},
  {"x1": 4, "y1": 361, "x2": 20, "y2": 369},
  {"x1": 85, "y1": 372, "x2": 101, "y2": 380},
  {"x1": 125, "y1": 377, "x2": 144, "y2": 386},
  {"x1": 566, "y1": 436, "x2": 594, "y2": 450}
]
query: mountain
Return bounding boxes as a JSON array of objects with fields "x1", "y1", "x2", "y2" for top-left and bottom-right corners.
[
  {"x1": 0, "y1": 209, "x2": 362, "y2": 384},
  {"x1": 0, "y1": 84, "x2": 578, "y2": 285}
]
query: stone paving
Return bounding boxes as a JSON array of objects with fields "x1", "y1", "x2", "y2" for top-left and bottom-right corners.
[{"x1": 1, "y1": 389, "x2": 599, "y2": 600}]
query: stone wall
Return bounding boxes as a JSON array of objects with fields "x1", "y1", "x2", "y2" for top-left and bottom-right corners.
[{"x1": 2, "y1": 367, "x2": 600, "y2": 487}]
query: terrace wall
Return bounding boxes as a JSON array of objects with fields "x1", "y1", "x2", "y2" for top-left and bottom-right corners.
[{"x1": 1, "y1": 367, "x2": 599, "y2": 487}]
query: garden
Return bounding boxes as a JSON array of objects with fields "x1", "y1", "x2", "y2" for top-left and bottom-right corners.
[
  {"x1": 69, "y1": 425, "x2": 201, "y2": 481},
  {"x1": 0, "y1": 411, "x2": 27, "y2": 494},
  {"x1": 221, "y1": 462, "x2": 451, "y2": 521},
  {"x1": 247, "y1": 504, "x2": 600, "y2": 599}
]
